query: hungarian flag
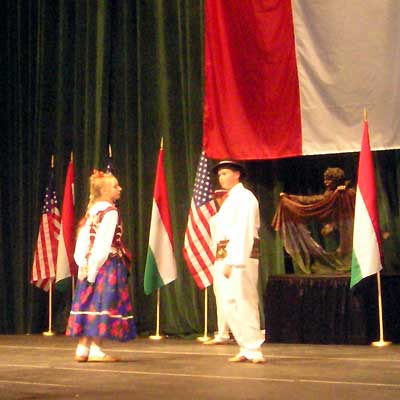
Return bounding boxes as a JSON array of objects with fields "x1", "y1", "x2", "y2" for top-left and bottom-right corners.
[
  {"x1": 31, "y1": 169, "x2": 61, "y2": 291},
  {"x1": 144, "y1": 146, "x2": 177, "y2": 295},
  {"x1": 350, "y1": 119, "x2": 383, "y2": 288},
  {"x1": 55, "y1": 159, "x2": 76, "y2": 290},
  {"x1": 203, "y1": 0, "x2": 400, "y2": 159}
]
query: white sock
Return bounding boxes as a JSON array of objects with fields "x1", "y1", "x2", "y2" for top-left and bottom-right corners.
[{"x1": 75, "y1": 344, "x2": 89, "y2": 357}]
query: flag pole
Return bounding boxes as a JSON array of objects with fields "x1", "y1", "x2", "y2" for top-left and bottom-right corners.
[
  {"x1": 150, "y1": 288, "x2": 163, "y2": 340},
  {"x1": 70, "y1": 152, "x2": 76, "y2": 300},
  {"x1": 145, "y1": 136, "x2": 176, "y2": 340},
  {"x1": 360, "y1": 109, "x2": 390, "y2": 348},
  {"x1": 150, "y1": 137, "x2": 164, "y2": 340},
  {"x1": 71, "y1": 276, "x2": 75, "y2": 301},
  {"x1": 197, "y1": 287, "x2": 211, "y2": 342},
  {"x1": 371, "y1": 271, "x2": 391, "y2": 347},
  {"x1": 43, "y1": 154, "x2": 55, "y2": 337},
  {"x1": 43, "y1": 281, "x2": 55, "y2": 336}
]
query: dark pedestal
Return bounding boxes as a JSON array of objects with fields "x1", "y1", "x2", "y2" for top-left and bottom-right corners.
[{"x1": 264, "y1": 274, "x2": 400, "y2": 344}]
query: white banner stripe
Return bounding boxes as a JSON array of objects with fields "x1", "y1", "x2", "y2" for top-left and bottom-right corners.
[{"x1": 292, "y1": 0, "x2": 400, "y2": 154}]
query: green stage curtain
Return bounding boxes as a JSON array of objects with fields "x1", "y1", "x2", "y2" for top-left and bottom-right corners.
[{"x1": 2, "y1": 0, "x2": 399, "y2": 335}]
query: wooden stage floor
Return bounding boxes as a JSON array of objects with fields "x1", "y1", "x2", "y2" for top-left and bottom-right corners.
[{"x1": 0, "y1": 335, "x2": 399, "y2": 400}]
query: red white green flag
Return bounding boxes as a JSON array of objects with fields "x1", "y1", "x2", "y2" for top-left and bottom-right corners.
[
  {"x1": 144, "y1": 145, "x2": 177, "y2": 295},
  {"x1": 350, "y1": 119, "x2": 383, "y2": 288},
  {"x1": 55, "y1": 159, "x2": 77, "y2": 290}
]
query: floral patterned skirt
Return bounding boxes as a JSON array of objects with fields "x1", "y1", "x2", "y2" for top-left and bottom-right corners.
[{"x1": 66, "y1": 256, "x2": 136, "y2": 342}]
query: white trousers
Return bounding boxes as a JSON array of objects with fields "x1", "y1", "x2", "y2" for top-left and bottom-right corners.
[
  {"x1": 212, "y1": 261, "x2": 230, "y2": 340},
  {"x1": 215, "y1": 259, "x2": 265, "y2": 356}
]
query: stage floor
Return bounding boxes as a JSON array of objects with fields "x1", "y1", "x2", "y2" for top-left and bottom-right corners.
[{"x1": 0, "y1": 335, "x2": 399, "y2": 400}]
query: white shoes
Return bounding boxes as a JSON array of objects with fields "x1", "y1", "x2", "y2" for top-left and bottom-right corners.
[
  {"x1": 228, "y1": 353, "x2": 266, "y2": 364},
  {"x1": 203, "y1": 337, "x2": 229, "y2": 345}
]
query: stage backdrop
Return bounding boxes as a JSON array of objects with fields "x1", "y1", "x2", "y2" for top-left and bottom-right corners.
[
  {"x1": 204, "y1": 0, "x2": 400, "y2": 159},
  {"x1": 2, "y1": 0, "x2": 400, "y2": 338}
]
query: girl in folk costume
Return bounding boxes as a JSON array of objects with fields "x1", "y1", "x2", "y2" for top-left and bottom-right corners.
[{"x1": 66, "y1": 170, "x2": 136, "y2": 362}]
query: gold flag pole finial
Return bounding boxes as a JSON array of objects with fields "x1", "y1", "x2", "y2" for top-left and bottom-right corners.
[
  {"x1": 160, "y1": 137, "x2": 164, "y2": 149},
  {"x1": 70, "y1": 152, "x2": 73, "y2": 162},
  {"x1": 51, "y1": 155, "x2": 54, "y2": 169},
  {"x1": 108, "y1": 144, "x2": 112, "y2": 158}
]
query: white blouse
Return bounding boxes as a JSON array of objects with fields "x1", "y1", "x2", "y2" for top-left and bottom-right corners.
[{"x1": 74, "y1": 201, "x2": 118, "y2": 283}]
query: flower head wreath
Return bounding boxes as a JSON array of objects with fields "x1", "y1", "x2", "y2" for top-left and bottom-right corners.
[{"x1": 92, "y1": 169, "x2": 105, "y2": 178}]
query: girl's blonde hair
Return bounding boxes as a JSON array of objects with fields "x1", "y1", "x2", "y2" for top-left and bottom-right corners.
[
  {"x1": 86, "y1": 169, "x2": 117, "y2": 210},
  {"x1": 77, "y1": 170, "x2": 118, "y2": 234}
]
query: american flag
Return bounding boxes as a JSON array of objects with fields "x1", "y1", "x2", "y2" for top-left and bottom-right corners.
[
  {"x1": 31, "y1": 170, "x2": 61, "y2": 291},
  {"x1": 183, "y1": 152, "x2": 217, "y2": 288}
]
